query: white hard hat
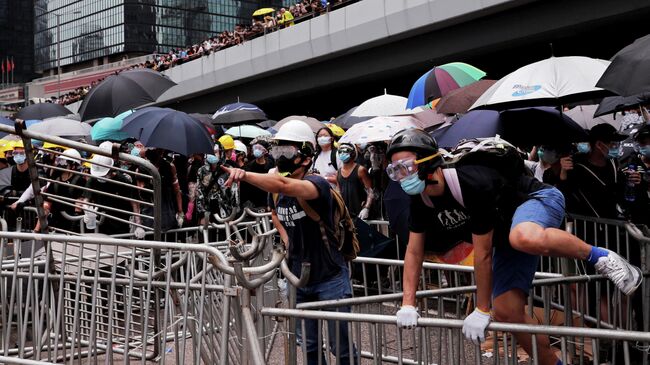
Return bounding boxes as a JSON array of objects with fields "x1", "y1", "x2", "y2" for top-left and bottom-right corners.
[
  {"x1": 99, "y1": 141, "x2": 114, "y2": 152},
  {"x1": 90, "y1": 154, "x2": 114, "y2": 177},
  {"x1": 273, "y1": 120, "x2": 315, "y2": 150},
  {"x1": 233, "y1": 140, "x2": 248, "y2": 154},
  {"x1": 60, "y1": 148, "x2": 82, "y2": 163}
]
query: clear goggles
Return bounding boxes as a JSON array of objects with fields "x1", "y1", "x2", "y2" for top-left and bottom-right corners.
[
  {"x1": 270, "y1": 145, "x2": 299, "y2": 160},
  {"x1": 386, "y1": 153, "x2": 439, "y2": 182}
]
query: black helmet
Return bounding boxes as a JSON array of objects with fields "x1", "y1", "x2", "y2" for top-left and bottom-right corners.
[{"x1": 387, "y1": 128, "x2": 439, "y2": 159}]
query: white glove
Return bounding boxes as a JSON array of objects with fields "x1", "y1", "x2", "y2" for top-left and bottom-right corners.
[
  {"x1": 358, "y1": 207, "x2": 370, "y2": 220},
  {"x1": 462, "y1": 308, "x2": 491, "y2": 345},
  {"x1": 83, "y1": 205, "x2": 98, "y2": 230},
  {"x1": 176, "y1": 212, "x2": 184, "y2": 228},
  {"x1": 396, "y1": 305, "x2": 419, "y2": 329},
  {"x1": 134, "y1": 227, "x2": 146, "y2": 239}
]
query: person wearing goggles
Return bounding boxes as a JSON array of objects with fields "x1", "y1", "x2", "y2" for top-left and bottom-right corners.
[
  {"x1": 389, "y1": 129, "x2": 641, "y2": 365},
  {"x1": 622, "y1": 124, "x2": 650, "y2": 227},
  {"x1": 336, "y1": 143, "x2": 374, "y2": 220},
  {"x1": 241, "y1": 140, "x2": 276, "y2": 210},
  {"x1": 223, "y1": 120, "x2": 358, "y2": 365}
]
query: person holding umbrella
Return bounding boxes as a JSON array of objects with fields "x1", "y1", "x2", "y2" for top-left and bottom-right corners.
[{"x1": 388, "y1": 129, "x2": 642, "y2": 365}]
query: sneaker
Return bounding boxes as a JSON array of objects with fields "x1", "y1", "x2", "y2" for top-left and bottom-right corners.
[{"x1": 594, "y1": 250, "x2": 643, "y2": 295}]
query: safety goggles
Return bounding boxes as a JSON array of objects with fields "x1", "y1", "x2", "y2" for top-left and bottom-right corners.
[
  {"x1": 386, "y1": 153, "x2": 440, "y2": 181},
  {"x1": 338, "y1": 145, "x2": 355, "y2": 154},
  {"x1": 270, "y1": 145, "x2": 299, "y2": 160}
]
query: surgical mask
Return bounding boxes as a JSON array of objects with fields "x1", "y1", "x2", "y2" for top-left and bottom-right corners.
[
  {"x1": 230, "y1": 151, "x2": 237, "y2": 162},
  {"x1": 13, "y1": 154, "x2": 26, "y2": 165},
  {"x1": 206, "y1": 154, "x2": 219, "y2": 165},
  {"x1": 338, "y1": 152, "x2": 351, "y2": 163},
  {"x1": 317, "y1": 136, "x2": 332, "y2": 146},
  {"x1": 639, "y1": 146, "x2": 650, "y2": 158},
  {"x1": 577, "y1": 142, "x2": 590, "y2": 154},
  {"x1": 276, "y1": 156, "x2": 302, "y2": 176},
  {"x1": 608, "y1": 147, "x2": 621, "y2": 159},
  {"x1": 131, "y1": 147, "x2": 141, "y2": 157},
  {"x1": 537, "y1": 149, "x2": 558, "y2": 164},
  {"x1": 253, "y1": 149, "x2": 264, "y2": 159},
  {"x1": 400, "y1": 173, "x2": 426, "y2": 195}
]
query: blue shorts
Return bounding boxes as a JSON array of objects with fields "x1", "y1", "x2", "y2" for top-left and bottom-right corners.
[{"x1": 493, "y1": 187, "x2": 565, "y2": 299}]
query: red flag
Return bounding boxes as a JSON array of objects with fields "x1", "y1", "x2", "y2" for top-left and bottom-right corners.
[
  {"x1": 6, "y1": 59, "x2": 11, "y2": 73},
  {"x1": 11, "y1": 58, "x2": 14, "y2": 71}
]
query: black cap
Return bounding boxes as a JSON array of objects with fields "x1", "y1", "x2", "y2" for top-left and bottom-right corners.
[
  {"x1": 387, "y1": 128, "x2": 439, "y2": 160},
  {"x1": 589, "y1": 124, "x2": 626, "y2": 144}
]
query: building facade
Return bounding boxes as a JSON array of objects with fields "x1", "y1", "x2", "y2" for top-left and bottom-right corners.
[
  {"x1": 0, "y1": 0, "x2": 35, "y2": 84},
  {"x1": 34, "y1": 0, "x2": 283, "y2": 73}
]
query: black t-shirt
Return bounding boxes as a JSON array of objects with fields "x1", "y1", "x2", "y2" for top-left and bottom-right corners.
[
  {"x1": 269, "y1": 175, "x2": 345, "y2": 285},
  {"x1": 11, "y1": 166, "x2": 31, "y2": 193},
  {"x1": 242, "y1": 159, "x2": 274, "y2": 208},
  {"x1": 83, "y1": 173, "x2": 135, "y2": 233}
]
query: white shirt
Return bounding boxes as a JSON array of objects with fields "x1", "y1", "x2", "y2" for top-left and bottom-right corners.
[{"x1": 313, "y1": 149, "x2": 339, "y2": 186}]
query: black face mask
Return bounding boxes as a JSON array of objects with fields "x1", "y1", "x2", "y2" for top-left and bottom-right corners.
[{"x1": 276, "y1": 155, "x2": 302, "y2": 176}]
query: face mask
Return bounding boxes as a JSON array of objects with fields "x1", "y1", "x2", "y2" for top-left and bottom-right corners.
[
  {"x1": 577, "y1": 142, "x2": 590, "y2": 154},
  {"x1": 338, "y1": 152, "x2": 351, "y2": 163},
  {"x1": 230, "y1": 151, "x2": 237, "y2": 162},
  {"x1": 276, "y1": 156, "x2": 302, "y2": 176},
  {"x1": 206, "y1": 154, "x2": 219, "y2": 165},
  {"x1": 537, "y1": 149, "x2": 558, "y2": 164},
  {"x1": 131, "y1": 147, "x2": 141, "y2": 157},
  {"x1": 400, "y1": 173, "x2": 426, "y2": 195},
  {"x1": 13, "y1": 154, "x2": 26, "y2": 165},
  {"x1": 639, "y1": 146, "x2": 650, "y2": 158},
  {"x1": 608, "y1": 147, "x2": 621, "y2": 159},
  {"x1": 253, "y1": 149, "x2": 264, "y2": 159},
  {"x1": 317, "y1": 136, "x2": 332, "y2": 146}
]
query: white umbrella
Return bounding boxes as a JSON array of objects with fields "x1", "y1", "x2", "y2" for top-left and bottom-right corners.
[
  {"x1": 225, "y1": 125, "x2": 271, "y2": 139},
  {"x1": 563, "y1": 105, "x2": 621, "y2": 130},
  {"x1": 470, "y1": 56, "x2": 611, "y2": 111},
  {"x1": 28, "y1": 117, "x2": 92, "y2": 138},
  {"x1": 339, "y1": 116, "x2": 423, "y2": 144},
  {"x1": 350, "y1": 94, "x2": 409, "y2": 117}
]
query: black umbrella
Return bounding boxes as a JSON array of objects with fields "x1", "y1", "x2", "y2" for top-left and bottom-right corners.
[
  {"x1": 256, "y1": 119, "x2": 277, "y2": 129},
  {"x1": 78, "y1": 69, "x2": 177, "y2": 121},
  {"x1": 597, "y1": 34, "x2": 650, "y2": 97},
  {"x1": 594, "y1": 93, "x2": 650, "y2": 117},
  {"x1": 331, "y1": 106, "x2": 373, "y2": 130},
  {"x1": 15, "y1": 103, "x2": 71, "y2": 120},
  {"x1": 121, "y1": 107, "x2": 213, "y2": 155},
  {"x1": 435, "y1": 79, "x2": 496, "y2": 114},
  {"x1": 211, "y1": 102, "x2": 266, "y2": 126}
]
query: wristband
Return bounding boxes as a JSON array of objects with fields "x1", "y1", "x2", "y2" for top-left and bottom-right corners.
[{"x1": 475, "y1": 307, "x2": 491, "y2": 315}]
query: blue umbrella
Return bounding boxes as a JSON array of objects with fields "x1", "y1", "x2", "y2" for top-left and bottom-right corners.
[
  {"x1": 435, "y1": 110, "x2": 502, "y2": 148},
  {"x1": 90, "y1": 109, "x2": 135, "y2": 142},
  {"x1": 121, "y1": 107, "x2": 213, "y2": 155}
]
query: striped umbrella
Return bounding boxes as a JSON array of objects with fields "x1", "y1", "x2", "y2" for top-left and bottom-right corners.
[{"x1": 407, "y1": 62, "x2": 486, "y2": 109}]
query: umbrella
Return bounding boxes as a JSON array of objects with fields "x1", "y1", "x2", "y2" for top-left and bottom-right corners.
[
  {"x1": 349, "y1": 94, "x2": 409, "y2": 117},
  {"x1": 0, "y1": 117, "x2": 14, "y2": 139},
  {"x1": 594, "y1": 93, "x2": 650, "y2": 117},
  {"x1": 470, "y1": 56, "x2": 611, "y2": 111},
  {"x1": 212, "y1": 102, "x2": 266, "y2": 126},
  {"x1": 407, "y1": 62, "x2": 486, "y2": 109},
  {"x1": 15, "y1": 103, "x2": 72, "y2": 121},
  {"x1": 252, "y1": 8, "x2": 274, "y2": 16},
  {"x1": 225, "y1": 125, "x2": 271, "y2": 139},
  {"x1": 275, "y1": 115, "x2": 323, "y2": 133},
  {"x1": 256, "y1": 120, "x2": 277, "y2": 129},
  {"x1": 330, "y1": 106, "x2": 373, "y2": 130},
  {"x1": 435, "y1": 108, "x2": 587, "y2": 148},
  {"x1": 324, "y1": 123, "x2": 345, "y2": 138},
  {"x1": 28, "y1": 117, "x2": 92, "y2": 139},
  {"x1": 563, "y1": 105, "x2": 621, "y2": 131},
  {"x1": 91, "y1": 110, "x2": 134, "y2": 142},
  {"x1": 189, "y1": 113, "x2": 218, "y2": 135},
  {"x1": 394, "y1": 107, "x2": 448, "y2": 130},
  {"x1": 339, "y1": 116, "x2": 423, "y2": 144},
  {"x1": 596, "y1": 34, "x2": 650, "y2": 97},
  {"x1": 78, "y1": 69, "x2": 177, "y2": 121},
  {"x1": 435, "y1": 80, "x2": 497, "y2": 114},
  {"x1": 121, "y1": 107, "x2": 213, "y2": 155}
]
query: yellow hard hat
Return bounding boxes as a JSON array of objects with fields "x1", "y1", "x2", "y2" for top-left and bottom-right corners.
[{"x1": 218, "y1": 135, "x2": 235, "y2": 150}]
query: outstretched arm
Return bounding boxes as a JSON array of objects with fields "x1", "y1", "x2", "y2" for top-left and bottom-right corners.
[{"x1": 222, "y1": 166, "x2": 319, "y2": 201}]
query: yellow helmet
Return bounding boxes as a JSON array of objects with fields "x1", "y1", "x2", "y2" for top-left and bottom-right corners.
[{"x1": 218, "y1": 135, "x2": 235, "y2": 150}]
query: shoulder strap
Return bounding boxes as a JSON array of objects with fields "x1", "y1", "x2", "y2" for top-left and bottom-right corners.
[
  {"x1": 575, "y1": 163, "x2": 607, "y2": 187},
  {"x1": 442, "y1": 168, "x2": 465, "y2": 208},
  {"x1": 330, "y1": 149, "x2": 338, "y2": 169},
  {"x1": 296, "y1": 197, "x2": 321, "y2": 222}
]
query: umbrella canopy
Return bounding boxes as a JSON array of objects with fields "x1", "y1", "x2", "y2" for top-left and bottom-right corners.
[
  {"x1": 470, "y1": 56, "x2": 611, "y2": 111},
  {"x1": 330, "y1": 106, "x2": 373, "y2": 130},
  {"x1": 0, "y1": 117, "x2": 14, "y2": 139},
  {"x1": 275, "y1": 115, "x2": 323, "y2": 133},
  {"x1": 349, "y1": 94, "x2": 409, "y2": 117},
  {"x1": 339, "y1": 116, "x2": 423, "y2": 144},
  {"x1": 394, "y1": 107, "x2": 448, "y2": 130},
  {"x1": 253, "y1": 8, "x2": 274, "y2": 16},
  {"x1": 78, "y1": 69, "x2": 176, "y2": 121},
  {"x1": 91, "y1": 110, "x2": 134, "y2": 142},
  {"x1": 596, "y1": 34, "x2": 650, "y2": 97},
  {"x1": 212, "y1": 102, "x2": 266, "y2": 126},
  {"x1": 407, "y1": 62, "x2": 486, "y2": 109},
  {"x1": 564, "y1": 105, "x2": 621, "y2": 131},
  {"x1": 225, "y1": 125, "x2": 271, "y2": 139},
  {"x1": 435, "y1": 80, "x2": 497, "y2": 114},
  {"x1": 16, "y1": 103, "x2": 72, "y2": 121},
  {"x1": 28, "y1": 117, "x2": 92, "y2": 139},
  {"x1": 256, "y1": 119, "x2": 277, "y2": 129},
  {"x1": 435, "y1": 108, "x2": 587, "y2": 148},
  {"x1": 189, "y1": 113, "x2": 219, "y2": 135},
  {"x1": 594, "y1": 93, "x2": 650, "y2": 117},
  {"x1": 121, "y1": 107, "x2": 213, "y2": 155},
  {"x1": 324, "y1": 123, "x2": 345, "y2": 138}
]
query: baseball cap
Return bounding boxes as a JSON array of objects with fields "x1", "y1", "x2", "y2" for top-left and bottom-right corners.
[
  {"x1": 90, "y1": 154, "x2": 114, "y2": 177},
  {"x1": 588, "y1": 124, "x2": 626, "y2": 144}
]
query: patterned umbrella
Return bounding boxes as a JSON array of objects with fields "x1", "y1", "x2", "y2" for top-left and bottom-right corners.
[
  {"x1": 339, "y1": 116, "x2": 423, "y2": 144},
  {"x1": 407, "y1": 62, "x2": 486, "y2": 109}
]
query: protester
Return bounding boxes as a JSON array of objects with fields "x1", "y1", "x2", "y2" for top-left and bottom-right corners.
[
  {"x1": 389, "y1": 129, "x2": 642, "y2": 365},
  {"x1": 624, "y1": 124, "x2": 650, "y2": 226},
  {"x1": 195, "y1": 154, "x2": 222, "y2": 225},
  {"x1": 312, "y1": 127, "x2": 339, "y2": 186},
  {"x1": 242, "y1": 139, "x2": 275, "y2": 209},
  {"x1": 222, "y1": 120, "x2": 358, "y2": 365},
  {"x1": 336, "y1": 142, "x2": 374, "y2": 219}
]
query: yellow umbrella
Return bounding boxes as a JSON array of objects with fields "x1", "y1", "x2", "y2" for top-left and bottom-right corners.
[
  {"x1": 325, "y1": 123, "x2": 345, "y2": 138},
  {"x1": 253, "y1": 8, "x2": 274, "y2": 17}
]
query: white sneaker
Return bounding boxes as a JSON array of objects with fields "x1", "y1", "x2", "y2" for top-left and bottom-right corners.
[{"x1": 594, "y1": 250, "x2": 643, "y2": 295}]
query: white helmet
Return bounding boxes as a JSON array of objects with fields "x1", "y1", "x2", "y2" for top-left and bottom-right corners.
[
  {"x1": 273, "y1": 120, "x2": 315, "y2": 150},
  {"x1": 99, "y1": 141, "x2": 114, "y2": 151},
  {"x1": 59, "y1": 149, "x2": 82, "y2": 163},
  {"x1": 90, "y1": 154, "x2": 114, "y2": 177},
  {"x1": 233, "y1": 140, "x2": 248, "y2": 154}
]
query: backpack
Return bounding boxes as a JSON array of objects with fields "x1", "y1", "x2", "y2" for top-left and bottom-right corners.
[
  {"x1": 440, "y1": 136, "x2": 529, "y2": 208},
  {"x1": 273, "y1": 187, "x2": 360, "y2": 261}
]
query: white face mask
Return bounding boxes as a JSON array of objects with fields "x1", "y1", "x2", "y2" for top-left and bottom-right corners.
[{"x1": 317, "y1": 136, "x2": 332, "y2": 146}]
